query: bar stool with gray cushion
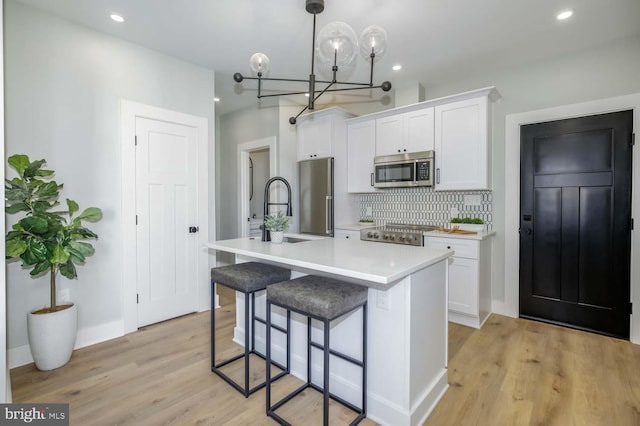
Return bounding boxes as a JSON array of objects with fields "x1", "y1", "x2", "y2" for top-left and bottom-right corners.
[
  {"x1": 265, "y1": 275, "x2": 368, "y2": 425},
  {"x1": 211, "y1": 262, "x2": 291, "y2": 397}
]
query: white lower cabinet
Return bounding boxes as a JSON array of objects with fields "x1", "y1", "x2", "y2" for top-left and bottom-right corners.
[
  {"x1": 424, "y1": 235, "x2": 492, "y2": 328},
  {"x1": 334, "y1": 229, "x2": 361, "y2": 240}
]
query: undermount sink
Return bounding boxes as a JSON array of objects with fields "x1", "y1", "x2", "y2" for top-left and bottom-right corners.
[{"x1": 283, "y1": 237, "x2": 308, "y2": 243}]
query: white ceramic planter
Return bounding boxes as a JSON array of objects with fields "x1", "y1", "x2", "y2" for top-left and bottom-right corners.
[
  {"x1": 27, "y1": 303, "x2": 77, "y2": 371},
  {"x1": 270, "y1": 231, "x2": 284, "y2": 244}
]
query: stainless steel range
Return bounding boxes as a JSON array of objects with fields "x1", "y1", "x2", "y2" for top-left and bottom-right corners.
[{"x1": 360, "y1": 223, "x2": 439, "y2": 246}]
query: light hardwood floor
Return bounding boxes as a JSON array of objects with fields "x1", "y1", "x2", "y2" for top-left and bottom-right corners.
[{"x1": 11, "y1": 289, "x2": 640, "y2": 425}]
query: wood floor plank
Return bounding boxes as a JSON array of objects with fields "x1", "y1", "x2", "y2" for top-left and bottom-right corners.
[{"x1": 11, "y1": 302, "x2": 640, "y2": 425}]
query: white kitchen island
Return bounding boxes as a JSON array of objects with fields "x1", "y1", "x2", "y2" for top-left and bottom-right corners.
[{"x1": 206, "y1": 237, "x2": 453, "y2": 426}]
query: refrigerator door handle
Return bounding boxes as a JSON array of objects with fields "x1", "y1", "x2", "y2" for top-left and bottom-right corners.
[{"x1": 326, "y1": 195, "x2": 333, "y2": 234}]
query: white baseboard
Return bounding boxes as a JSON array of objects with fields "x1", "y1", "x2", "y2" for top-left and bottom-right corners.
[{"x1": 8, "y1": 319, "x2": 125, "y2": 369}]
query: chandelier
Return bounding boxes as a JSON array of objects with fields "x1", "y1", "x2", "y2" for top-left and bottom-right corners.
[{"x1": 233, "y1": 0, "x2": 392, "y2": 124}]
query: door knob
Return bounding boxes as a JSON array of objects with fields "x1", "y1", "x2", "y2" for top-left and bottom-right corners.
[{"x1": 188, "y1": 226, "x2": 199, "y2": 233}]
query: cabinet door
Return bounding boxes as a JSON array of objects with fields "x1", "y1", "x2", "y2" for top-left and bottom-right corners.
[
  {"x1": 347, "y1": 120, "x2": 376, "y2": 193},
  {"x1": 375, "y1": 115, "x2": 403, "y2": 156},
  {"x1": 448, "y1": 256, "x2": 479, "y2": 316},
  {"x1": 334, "y1": 229, "x2": 361, "y2": 240},
  {"x1": 434, "y1": 96, "x2": 489, "y2": 190},
  {"x1": 297, "y1": 113, "x2": 333, "y2": 161},
  {"x1": 405, "y1": 108, "x2": 434, "y2": 152}
]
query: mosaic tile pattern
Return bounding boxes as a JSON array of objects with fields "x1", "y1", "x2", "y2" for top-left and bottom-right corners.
[{"x1": 358, "y1": 187, "x2": 493, "y2": 229}]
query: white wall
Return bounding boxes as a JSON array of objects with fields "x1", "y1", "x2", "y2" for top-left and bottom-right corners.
[
  {"x1": 4, "y1": 1, "x2": 215, "y2": 361},
  {"x1": 1, "y1": 0, "x2": 8, "y2": 401}
]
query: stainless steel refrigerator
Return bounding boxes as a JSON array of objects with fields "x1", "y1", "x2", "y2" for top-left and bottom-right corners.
[{"x1": 299, "y1": 158, "x2": 334, "y2": 237}]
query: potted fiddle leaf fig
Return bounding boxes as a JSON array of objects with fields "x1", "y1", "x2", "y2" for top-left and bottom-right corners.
[{"x1": 5, "y1": 154, "x2": 103, "y2": 370}]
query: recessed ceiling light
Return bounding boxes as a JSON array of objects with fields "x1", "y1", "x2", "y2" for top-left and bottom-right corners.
[
  {"x1": 214, "y1": 97, "x2": 220, "y2": 102},
  {"x1": 110, "y1": 14, "x2": 125, "y2": 23},
  {"x1": 392, "y1": 65, "x2": 402, "y2": 71},
  {"x1": 556, "y1": 10, "x2": 573, "y2": 20}
]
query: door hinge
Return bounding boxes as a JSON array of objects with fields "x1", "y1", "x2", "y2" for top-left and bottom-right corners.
[
  {"x1": 135, "y1": 135, "x2": 138, "y2": 146},
  {"x1": 137, "y1": 294, "x2": 139, "y2": 304},
  {"x1": 629, "y1": 302, "x2": 633, "y2": 315},
  {"x1": 631, "y1": 218, "x2": 634, "y2": 231}
]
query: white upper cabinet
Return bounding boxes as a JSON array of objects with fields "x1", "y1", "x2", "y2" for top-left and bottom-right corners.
[
  {"x1": 375, "y1": 107, "x2": 434, "y2": 156},
  {"x1": 434, "y1": 95, "x2": 491, "y2": 191},
  {"x1": 296, "y1": 107, "x2": 354, "y2": 161},
  {"x1": 347, "y1": 119, "x2": 376, "y2": 193}
]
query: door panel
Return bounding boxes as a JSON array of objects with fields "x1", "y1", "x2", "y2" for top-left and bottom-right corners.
[
  {"x1": 520, "y1": 110, "x2": 632, "y2": 338},
  {"x1": 136, "y1": 117, "x2": 199, "y2": 327}
]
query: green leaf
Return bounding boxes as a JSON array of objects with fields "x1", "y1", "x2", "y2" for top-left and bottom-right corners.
[
  {"x1": 34, "y1": 181, "x2": 61, "y2": 200},
  {"x1": 69, "y1": 241, "x2": 95, "y2": 256},
  {"x1": 66, "y1": 199, "x2": 79, "y2": 217},
  {"x1": 6, "y1": 203, "x2": 29, "y2": 214},
  {"x1": 76, "y1": 207, "x2": 103, "y2": 222},
  {"x1": 34, "y1": 169, "x2": 55, "y2": 177},
  {"x1": 20, "y1": 239, "x2": 49, "y2": 265},
  {"x1": 30, "y1": 260, "x2": 51, "y2": 276},
  {"x1": 50, "y1": 244, "x2": 70, "y2": 265},
  {"x1": 66, "y1": 247, "x2": 86, "y2": 264},
  {"x1": 71, "y1": 227, "x2": 98, "y2": 239},
  {"x1": 24, "y1": 159, "x2": 47, "y2": 178},
  {"x1": 6, "y1": 238, "x2": 27, "y2": 257},
  {"x1": 19, "y1": 216, "x2": 49, "y2": 234},
  {"x1": 59, "y1": 260, "x2": 77, "y2": 280},
  {"x1": 8, "y1": 155, "x2": 30, "y2": 176}
]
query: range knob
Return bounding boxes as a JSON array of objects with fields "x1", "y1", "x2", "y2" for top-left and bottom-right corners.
[
  {"x1": 389, "y1": 235, "x2": 395, "y2": 241},
  {"x1": 399, "y1": 236, "x2": 405, "y2": 242},
  {"x1": 373, "y1": 233, "x2": 379, "y2": 239},
  {"x1": 383, "y1": 235, "x2": 389, "y2": 240},
  {"x1": 366, "y1": 232, "x2": 373, "y2": 238}
]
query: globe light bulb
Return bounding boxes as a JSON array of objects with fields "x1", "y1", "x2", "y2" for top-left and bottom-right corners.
[
  {"x1": 359, "y1": 25, "x2": 388, "y2": 62},
  {"x1": 249, "y1": 53, "x2": 270, "y2": 75},
  {"x1": 316, "y1": 21, "x2": 358, "y2": 69}
]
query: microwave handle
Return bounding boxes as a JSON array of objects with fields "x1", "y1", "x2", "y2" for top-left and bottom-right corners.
[
  {"x1": 370, "y1": 173, "x2": 374, "y2": 187},
  {"x1": 436, "y1": 168, "x2": 440, "y2": 184}
]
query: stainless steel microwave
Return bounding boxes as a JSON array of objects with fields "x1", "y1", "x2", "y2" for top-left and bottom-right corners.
[{"x1": 373, "y1": 151, "x2": 434, "y2": 188}]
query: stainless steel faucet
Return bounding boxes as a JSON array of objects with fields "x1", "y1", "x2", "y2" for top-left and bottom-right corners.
[{"x1": 262, "y1": 177, "x2": 293, "y2": 241}]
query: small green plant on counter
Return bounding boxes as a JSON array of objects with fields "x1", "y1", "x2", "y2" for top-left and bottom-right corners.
[
  {"x1": 451, "y1": 217, "x2": 484, "y2": 224},
  {"x1": 264, "y1": 211, "x2": 289, "y2": 232},
  {"x1": 358, "y1": 218, "x2": 374, "y2": 223}
]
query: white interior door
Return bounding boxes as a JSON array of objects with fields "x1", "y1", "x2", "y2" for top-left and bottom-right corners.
[{"x1": 135, "y1": 117, "x2": 199, "y2": 327}]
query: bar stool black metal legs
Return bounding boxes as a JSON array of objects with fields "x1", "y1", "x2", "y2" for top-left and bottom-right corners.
[
  {"x1": 210, "y1": 262, "x2": 291, "y2": 397},
  {"x1": 266, "y1": 275, "x2": 368, "y2": 425}
]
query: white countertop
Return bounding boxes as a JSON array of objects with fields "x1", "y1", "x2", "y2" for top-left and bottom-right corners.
[
  {"x1": 424, "y1": 230, "x2": 496, "y2": 240},
  {"x1": 206, "y1": 237, "x2": 453, "y2": 288}
]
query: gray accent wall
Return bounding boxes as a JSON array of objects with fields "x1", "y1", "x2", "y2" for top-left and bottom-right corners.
[{"x1": 4, "y1": 1, "x2": 215, "y2": 353}]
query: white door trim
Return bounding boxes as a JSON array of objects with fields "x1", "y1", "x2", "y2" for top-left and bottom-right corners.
[
  {"x1": 237, "y1": 137, "x2": 277, "y2": 238},
  {"x1": 121, "y1": 100, "x2": 209, "y2": 334},
  {"x1": 502, "y1": 92, "x2": 640, "y2": 343}
]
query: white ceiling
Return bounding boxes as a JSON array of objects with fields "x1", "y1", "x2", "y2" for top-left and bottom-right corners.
[{"x1": 16, "y1": 0, "x2": 640, "y2": 116}]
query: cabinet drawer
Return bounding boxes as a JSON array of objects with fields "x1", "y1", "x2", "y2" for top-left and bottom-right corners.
[{"x1": 424, "y1": 237, "x2": 478, "y2": 259}]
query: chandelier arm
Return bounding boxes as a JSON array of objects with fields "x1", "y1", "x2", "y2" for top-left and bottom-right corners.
[
  {"x1": 312, "y1": 81, "x2": 335, "y2": 103},
  {"x1": 241, "y1": 76, "x2": 312, "y2": 84}
]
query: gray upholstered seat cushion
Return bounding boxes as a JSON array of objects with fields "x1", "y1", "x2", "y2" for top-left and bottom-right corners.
[
  {"x1": 267, "y1": 275, "x2": 368, "y2": 320},
  {"x1": 211, "y1": 262, "x2": 291, "y2": 293}
]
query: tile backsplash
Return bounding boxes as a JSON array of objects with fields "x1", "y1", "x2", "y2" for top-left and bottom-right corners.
[{"x1": 358, "y1": 187, "x2": 492, "y2": 229}]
